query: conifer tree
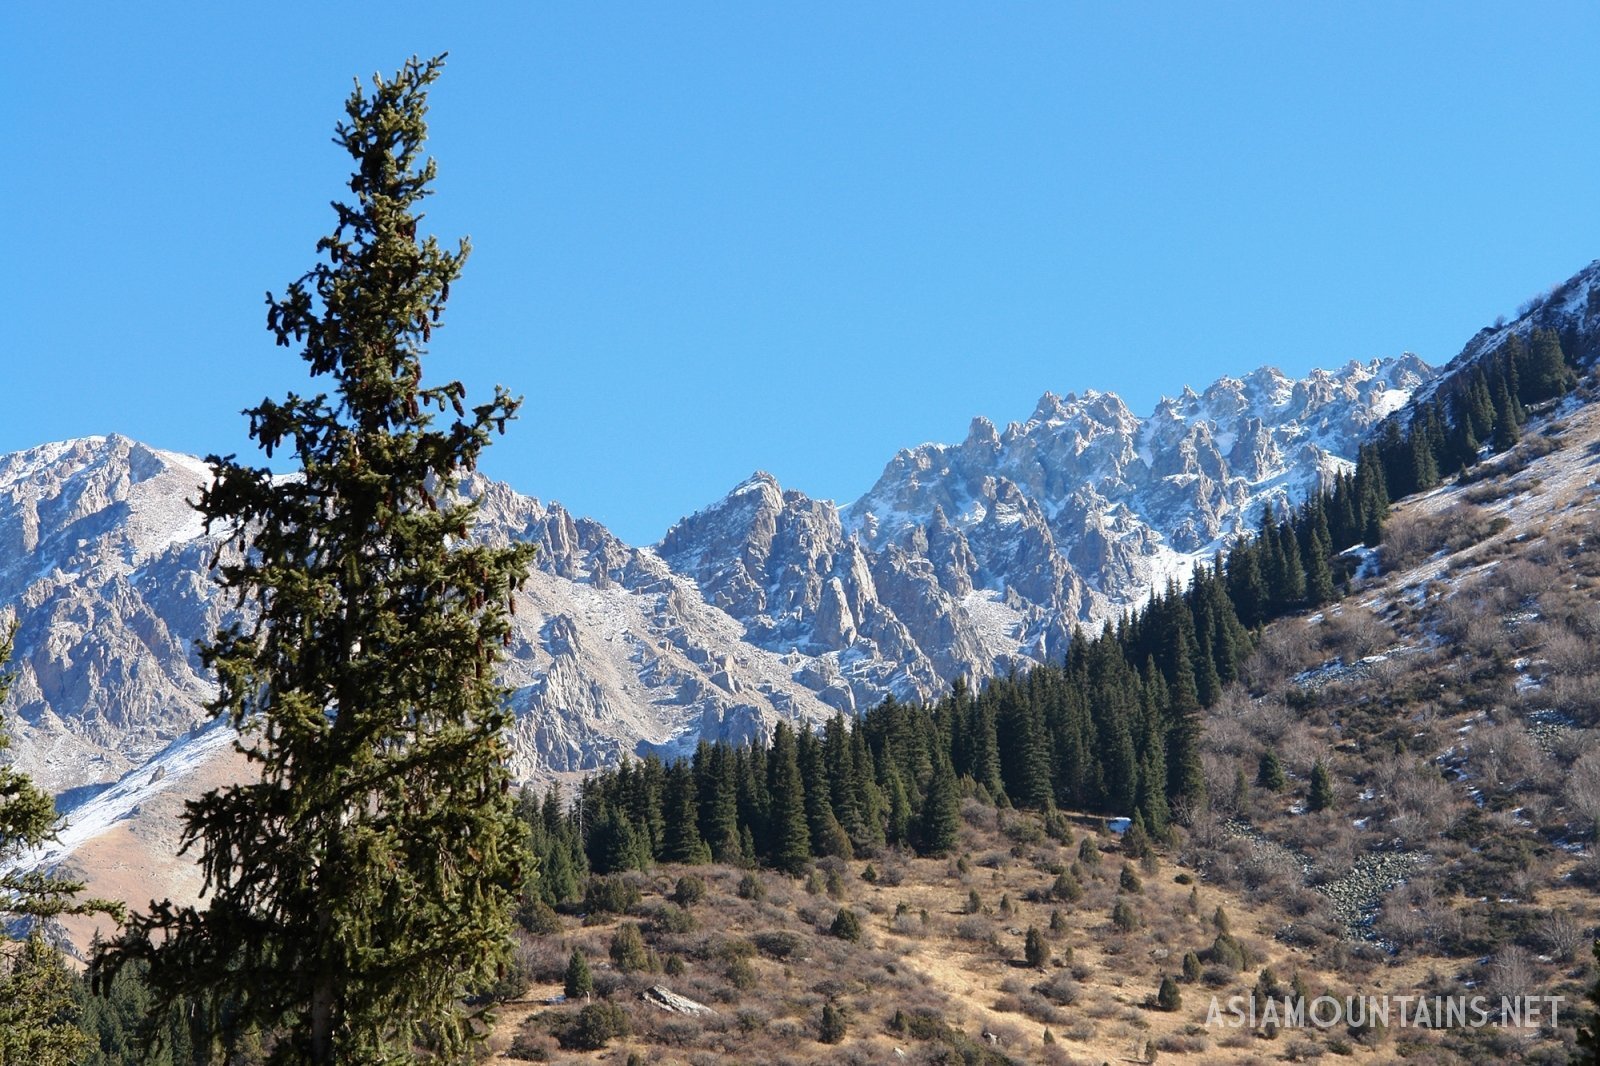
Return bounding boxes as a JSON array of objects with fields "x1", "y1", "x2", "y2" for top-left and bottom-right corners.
[
  {"x1": 1, "y1": 627, "x2": 119, "y2": 1063},
  {"x1": 1256, "y1": 750, "x2": 1286, "y2": 791},
  {"x1": 609, "y1": 923, "x2": 649, "y2": 973},
  {"x1": 1308, "y1": 759, "x2": 1335, "y2": 812},
  {"x1": 660, "y1": 763, "x2": 710, "y2": 865},
  {"x1": 1024, "y1": 926, "x2": 1048, "y2": 969},
  {"x1": 99, "y1": 56, "x2": 533, "y2": 1064},
  {"x1": 694, "y1": 743, "x2": 741, "y2": 863},
  {"x1": 1302, "y1": 526, "x2": 1335, "y2": 606},
  {"x1": 0, "y1": 932, "x2": 89, "y2": 1066},
  {"x1": 916, "y1": 756, "x2": 962, "y2": 857},
  {"x1": 967, "y1": 692, "x2": 1006, "y2": 802},
  {"x1": 819, "y1": 1000, "x2": 847, "y2": 1044},
  {"x1": 1524, "y1": 329, "x2": 1571, "y2": 403},
  {"x1": 564, "y1": 949, "x2": 593, "y2": 1001},
  {"x1": 1163, "y1": 628, "x2": 1206, "y2": 811},
  {"x1": 883, "y1": 766, "x2": 913, "y2": 847},
  {"x1": 767, "y1": 723, "x2": 813, "y2": 875},
  {"x1": 589, "y1": 801, "x2": 647, "y2": 874}
]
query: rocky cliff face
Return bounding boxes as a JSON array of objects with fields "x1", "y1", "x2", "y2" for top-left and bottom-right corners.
[
  {"x1": 0, "y1": 439, "x2": 839, "y2": 796},
  {"x1": 0, "y1": 354, "x2": 1431, "y2": 800},
  {"x1": 660, "y1": 356, "x2": 1432, "y2": 709}
]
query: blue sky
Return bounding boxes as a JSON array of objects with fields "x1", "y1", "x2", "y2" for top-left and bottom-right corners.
[{"x1": 6, "y1": 4, "x2": 1598, "y2": 545}]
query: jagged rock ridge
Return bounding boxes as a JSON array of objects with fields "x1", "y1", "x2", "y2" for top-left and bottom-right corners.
[
  {"x1": 0, "y1": 437, "x2": 839, "y2": 796},
  {"x1": 659, "y1": 357, "x2": 1432, "y2": 704},
  {"x1": 23, "y1": 252, "x2": 1600, "y2": 801}
]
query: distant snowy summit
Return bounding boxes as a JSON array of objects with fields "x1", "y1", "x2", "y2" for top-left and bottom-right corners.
[
  {"x1": 660, "y1": 356, "x2": 1432, "y2": 716},
  {"x1": 0, "y1": 357, "x2": 1427, "y2": 802},
  {"x1": 7, "y1": 257, "x2": 1600, "y2": 796}
]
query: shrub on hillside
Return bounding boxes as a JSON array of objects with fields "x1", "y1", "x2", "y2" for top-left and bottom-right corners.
[
  {"x1": 557, "y1": 1002, "x2": 631, "y2": 1051},
  {"x1": 585, "y1": 875, "x2": 641, "y2": 916}
]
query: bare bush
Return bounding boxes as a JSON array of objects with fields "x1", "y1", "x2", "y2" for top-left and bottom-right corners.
[
  {"x1": 1539, "y1": 623, "x2": 1600, "y2": 676},
  {"x1": 954, "y1": 916, "x2": 997, "y2": 945},
  {"x1": 1242, "y1": 622, "x2": 1319, "y2": 687},
  {"x1": 1469, "y1": 719, "x2": 1543, "y2": 792},
  {"x1": 1539, "y1": 908, "x2": 1586, "y2": 961},
  {"x1": 1483, "y1": 945, "x2": 1537, "y2": 1003},
  {"x1": 1498, "y1": 557, "x2": 1558, "y2": 602},
  {"x1": 1566, "y1": 749, "x2": 1600, "y2": 839},
  {"x1": 1318, "y1": 605, "x2": 1393, "y2": 658},
  {"x1": 1381, "y1": 504, "x2": 1496, "y2": 573}
]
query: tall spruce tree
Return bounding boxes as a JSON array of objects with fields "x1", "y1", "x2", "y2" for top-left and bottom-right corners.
[
  {"x1": 916, "y1": 756, "x2": 962, "y2": 857},
  {"x1": 766, "y1": 723, "x2": 813, "y2": 875},
  {"x1": 99, "y1": 56, "x2": 534, "y2": 1064}
]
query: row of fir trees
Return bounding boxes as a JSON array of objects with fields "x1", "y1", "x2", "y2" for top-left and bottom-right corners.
[{"x1": 1374, "y1": 328, "x2": 1575, "y2": 501}]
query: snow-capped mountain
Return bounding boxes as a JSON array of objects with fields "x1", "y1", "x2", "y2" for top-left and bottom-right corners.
[
  {"x1": 17, "y1": 257, "x2": 1600, "y2": 932},
  {"x1": 660, "y1": 356, "x2": 1432, "y2": 702},
  {"x1": 1, "y1": 354, "x2": 1431, "y2": 812},
  {"x1": 0, "y1": 437, "x2": 840, "y2": 801}
]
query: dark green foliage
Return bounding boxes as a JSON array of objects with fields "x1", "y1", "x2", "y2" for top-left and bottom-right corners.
[
  {"x1": 1024, "y1": 926, "x2": 1048, "y2": 968},
  {"x1": 1257, "y1": 750, "x2": 1286, "y2": 791},
  {"x1": 752, "y1": 931, "x2": 803, "y2": 960},
  {"x1": 74, "y1": 960, "x2": 211, "y2": 1066},
  {"x1": 98, "y1": 56, "x2": 532, "y2": 1065},
  {"x1": 916, "y1": 757, "x2": 962, "y2": 856},
  {"x1": 725, "y1": 955, "x2": 757, "y2": 990},
  {"x1": 590, "y1": 802, "x2": 649, "y2": 875},
  {"x1": 672, "y1": 874, "x2": 707, "y2": 907},
  {"x1": 1522, "y1": 329, "x2": 1573, "y2": 404},
  {"x1": 1208, "y1": 933, "x2": 1252, "y2": 972},
  {"x1": 649, "y1": 903, "x2": 695, "y2": 935},
  {"x1": 517, "y1": 898, "x2": 562, "y2": 936},
  {"x1": 1308, "y1": 759, "x2": 1335, "y2": 812},
  {"x1": 829, "y1": 907, "x2": 863, "y2": 943},
  {"x1": 1112, "y1": 899, "x2": 1140, "y2": 932},
  {"x1": 558, "y1": 1002, "x2": 630, "y2": 1051},
  {"x1": 766, "y1": 724, "x2": 814, "y2": 876},
  {"x1": 660, "y1": 763, "x2": 711, "y2": 866},
  {"x1": 1052, "y1": 870, "x2": 1083, "y2": 903},
  {"x1": 564, "y1": 949, "x2": 593, "y2": 1001},
  {"x1": 736, "y1": 872, "x2": 766, "y2": 902},
  {"x1": 0, "y1": 934, "x2": 90, "y2": 1066},
  {"x1": 1182, "y1": 951, "x2": 1202, "y2": 983},
  {"x1": 1157, "y1": 975, "x2": 1181, "y2": 1012},
  {"x1": 1122, "y1": 814, "x2": 1152, "y2": 859},
  {"x1": 610, "y1": 923, "x2": 650, "y2": 973},
  {"x1": 585, "y1": 875, "x2": 642, "y2": 916},
  {"x1": 1078, "y1": 837, "x2": 1101, "y2": 866},
  {"x1": 1493, "y1": 379, "x2": 1521, "y2": 451},
  {"x1": 1119, "y1": 865, "x2": 1143, "y2": 894},
  {"x1": 819, "y1": 1000, "x2": 847, "y2": 1044}
]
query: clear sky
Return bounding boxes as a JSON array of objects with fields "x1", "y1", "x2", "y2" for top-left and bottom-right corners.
[{"x1": 6, "y1": 4, "x2": 1598, "y2": 545}]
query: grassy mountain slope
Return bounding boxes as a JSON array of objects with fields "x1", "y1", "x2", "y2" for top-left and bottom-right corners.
[{"x1": 484, "y1": 384, "x2": 1600, "y2": 1064}]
